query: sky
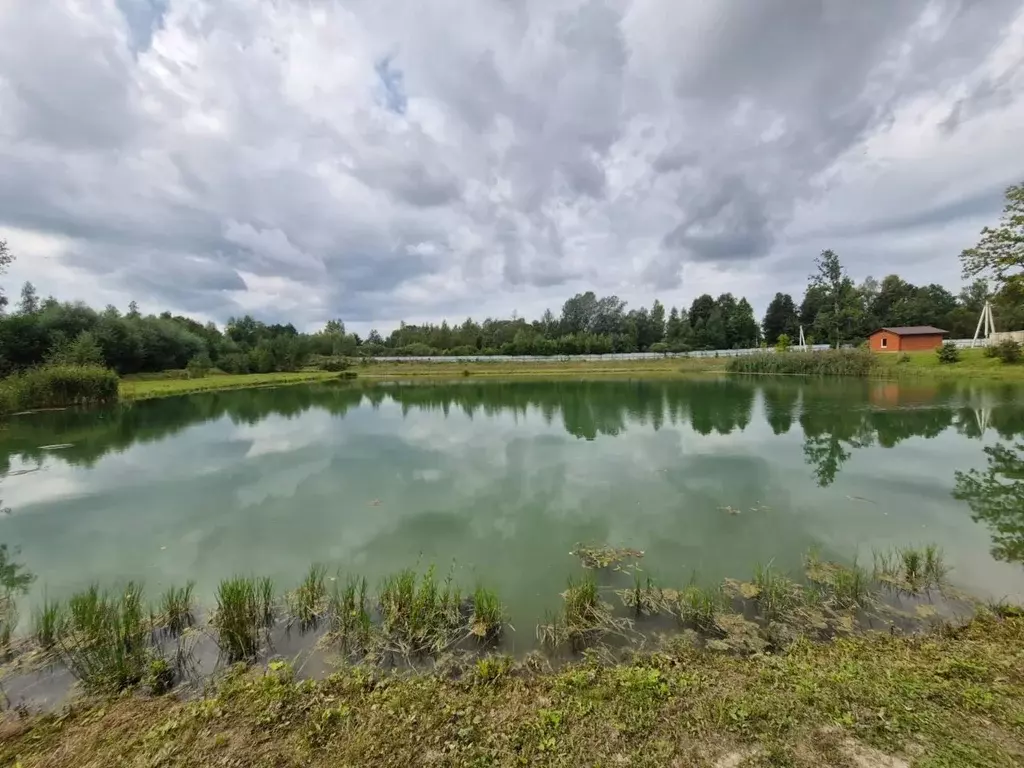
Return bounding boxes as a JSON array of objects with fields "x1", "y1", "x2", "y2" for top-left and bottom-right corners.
[{"x1": 1, "y1": 0, "x2": 1023, "y2": 336}]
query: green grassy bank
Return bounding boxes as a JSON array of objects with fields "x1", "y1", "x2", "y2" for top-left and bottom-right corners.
[
  {"x1": 119, "y1": 370, "x2": 343, "y2": 401},
  {"x1": 2, "y1": 613, "x2": 1022, "y2": 767}
]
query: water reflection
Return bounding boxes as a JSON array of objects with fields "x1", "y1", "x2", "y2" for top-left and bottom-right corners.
[
  {"x1": 954, "y1": 442, "x2": 1024, "y2": 566},
  {"x1": 3, "y1": 379, "x2": 1023, "y2": 488}
]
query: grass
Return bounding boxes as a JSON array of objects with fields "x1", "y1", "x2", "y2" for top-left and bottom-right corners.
[
  {"x1": 289, "y1": 564, "x2": 328, "y2": 631},
  {"x1": 677, "y1": 584, "x2": 721, "y2": 632},
  {"x1": 157, "y1": 582, "x2": 195, "y2": 636},
  {"x1": 469, "y1": 586, "x2": 505, "y2": 644},
  {"x1": 539, "y1": 573, "x2": 627, "y2": 652},
  {"x1": 4, "y1": 614, "x2": 1023, "y2": 766},
  {"x1": 752, "y1": 562, "x2": 799, "y2": 621},
  {"x1": 360, "y1": 356, "x2": 724, "y2": 379},
  {"x1": 32, "y1": 595, "x2": 65, "y2": 650},
  {"x1": 328, "y1": 575, "x2": 372, "y2": 652},
  {"x1": 119, "y1": 371, "x2": 341, "y2": 400},
  {"x1": 873, "y1": 545, "x2": 950, "y2": 593},
  {"x1": 876, "y1": 345, "x2": 1024, "y2": 380},
  {"x1": 728, "y1": 348, "x2": 877, "y2": 377},
  {"x1": 53, "y1": 582, "x2": 154, "y2": 693},
  {"x1": 377, "y1": 567, "x2": 463, "y2": 656},
  {"x1": 213, "y1": 576, "x2": 275, "y2": 662}
]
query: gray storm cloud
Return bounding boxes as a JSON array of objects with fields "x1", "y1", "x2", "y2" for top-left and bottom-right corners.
[{"x1": 0, "y1": 0, "x2": 1022, "y2": 331}]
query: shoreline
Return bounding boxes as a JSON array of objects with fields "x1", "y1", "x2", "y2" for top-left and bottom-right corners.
[
  {"x1": 111, "y1": 350, "x2": 1024, "y2": 403},
  {"x1": 3, "y1": 611, "x2": 1022, "y2": 766}
]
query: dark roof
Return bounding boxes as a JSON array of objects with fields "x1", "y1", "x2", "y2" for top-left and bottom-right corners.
[{"x1": 873, "y1": 326, "x2": 949, "y2": 336}]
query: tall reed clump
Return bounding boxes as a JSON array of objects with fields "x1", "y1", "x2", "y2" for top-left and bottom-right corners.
[
  {"x1": 0, "y1": 365, "x2": 120, "y2": 414},
  {"x1": 213, "y1": 576, "x2": 275, "y2": 662},
  {"x1": 752, "y1": 563, "x2": 802, "y2": 621},
  {"x1": 469, "y1": 586, "x2": 506, "y2": 644},
  {"x1": 727, "y1": 349, "x2": 876, "y2": 377},
  {"x1": 677, "y1": 585, "x2": 721, "y2": 632},
  {"x1": 378, "y1": 566, "x2": 463, "y2": 656},
  {"x1": 53, "y1": 582, "x2": 154, "y2": 693},
  {"x1": 328, "y1": 575, "x2": 372, "y2": 652},
  {"x1": 289, "y1": 564, "x2": 327, "y2": 631},
  {"x1": 157, "y1": 582, "x2": 195, "y2": 636}
]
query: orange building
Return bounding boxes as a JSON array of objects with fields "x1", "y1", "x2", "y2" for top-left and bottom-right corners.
[{"x1": 868, "y1": 326, "x2": 948, "y2": 352}]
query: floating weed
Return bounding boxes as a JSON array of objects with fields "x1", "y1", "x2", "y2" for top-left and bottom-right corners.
[
  {"x1": 213, "y1": 577, "x2": 269, "y2": 663},
  {"x1": 158, "y1": 582, "x2": 195, "y2": 636},
  {"x1": 290, "y1": 564, "x2": 327, "y2": 631},
  {"x1": 570, "y1": 544, "x2": 644, "y2": 571},
  {"x1": 33, "y1": 594, "x2": 65, "y2": 650},
  {"x1": 470, "y1": 586, "x2": 505, "y2": 644}
]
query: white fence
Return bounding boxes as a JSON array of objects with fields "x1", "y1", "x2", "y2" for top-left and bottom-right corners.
[{"x1": 367, "y1": 339, "x2": 999, "y2": 364}]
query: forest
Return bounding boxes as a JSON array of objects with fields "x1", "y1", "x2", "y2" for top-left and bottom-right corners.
[
  {"x1": 0, "y1": 176, "x2": 1021, "y2": 375},
  {"x1": 0, "y1": 252, "x2": 1021, "y2": 377}
]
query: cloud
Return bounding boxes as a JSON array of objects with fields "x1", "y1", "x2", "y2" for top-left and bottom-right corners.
[{"x1": 1, "y1": 0, "x2": 1023, "y2": 332}]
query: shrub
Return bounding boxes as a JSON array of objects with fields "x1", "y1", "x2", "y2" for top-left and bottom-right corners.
[
  {"x1": 319, "y1": 358, "x2": 351, "y2": 372},
  {"x1": 993, "y1": 339, "x2": 1022, "y2": 364},
  {"x1": 775, "y1": 333, "x2": 791, "y2": 352},
  {"x1": 727, "y1": 349, "x2": 876, "y2": 377},
  {"x1": 936, "y1": 342, "x2": 961, "y2": 364},
  {"x1": 0, "y1": 365, "x2": 119, "y2": 414},
  {"x1": 186, "y1": 352, "x2": 213, "y2": 378},
  {"x1": 897, "y1": 353, "x2": 911, "y2": 364}
]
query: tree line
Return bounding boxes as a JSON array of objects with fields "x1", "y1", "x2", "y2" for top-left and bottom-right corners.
[{"x1": 0, "y1": 181, "x2": 1020, "y2": 372}]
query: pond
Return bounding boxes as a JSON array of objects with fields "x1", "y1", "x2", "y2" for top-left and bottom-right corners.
[{"x1": 2, "y1": 376, "x2": 1023, "y2": 643}]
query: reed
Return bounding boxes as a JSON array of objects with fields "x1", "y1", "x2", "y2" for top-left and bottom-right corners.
[
  {"x1": 469, "y1": 586, "x2": 505, "y2": 644},
  {"x1": 677, "y1": 585, "x2": 720, "y2": 632},
  {"x1": 33, "y1": 595, "x2": 65, "y2": 649},
  {"x1": 378, "y1": 566, "x2": 463, "y2": 655},
  {"x1": 54, "y1": 582, "x2": 153, "y2": 692},
  {"x1": 0, "y1": 365, "x2": 119, "y2": 413},
  {"x1": 290, "y1": 564, "x2": 327, "y2": 630},
  {"x1": 213, "y1": 576, "x2": 272, "y2": 662},
  {"x1": 328, "y1": 575, "x2": 372, "y2": 651},
  {"x1": 727, "y1": 349, "x2": 876, "y2": 377},
  {"x1": 158, "y1": 582, "x2": 195, "y2": 636}
]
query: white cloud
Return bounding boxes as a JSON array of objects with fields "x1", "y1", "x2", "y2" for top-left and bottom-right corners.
[{"x1": 1, "y1": 0, "x2": 1022, "y2": 333}]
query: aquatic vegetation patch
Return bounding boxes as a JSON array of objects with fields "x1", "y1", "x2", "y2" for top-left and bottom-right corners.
[
  {"x1": 157, "y1": 581, "x2": 196, "y2": 636},
  {"x1": 873, "y1": 545, "x2": 950, "y2": 593},
  {"x1": 213, "y1": 576, "x2": 275, "y2": 663},
  {"x1": 288, "y1": 564, "x2": 328, "y2": 631},
  {"x1": 570, "y1": 544, "x2": 645, "y2": 571},
  {"x1": 469, "y1": 586, "x2": 506, "y2": 644},
  {"x1": 377, "y1": 566, "x2": 464, "y2": 657},
  {"x1": 32, "y1": 595, "x2": 65, "y2": 650},
  {"x1": 327, "y1": 574, "x2": 372, "y2": 654}
]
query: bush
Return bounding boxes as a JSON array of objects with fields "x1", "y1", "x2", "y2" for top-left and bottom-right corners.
[
  {"x1": 0, "y1": 365, "x2": 119, "y2": 413},
  {"x1": 897, "y1": 353, "x2": 911, "y2": 364},
  {"x1": 993, "y1": 339, "x2": 1022, "y2": 364},
  {"x1": 319, "y1": 358, "x2": 351, "y2": 372},
  {"x1": 186, "y1": 352, "x2": 213, "y2": 378},
  {"x1": 727, "y1": 349, "x2": 876, "y2": 377},
  {"x1": 775, "y1": 333, "x2": 792, "y2": 352},
  {"x1": 936, "y1": 342, "x2": 961, "y2": 365}
]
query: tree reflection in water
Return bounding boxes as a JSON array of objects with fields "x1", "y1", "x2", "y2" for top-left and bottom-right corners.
[{"x1": 954, "y1": 442, "x2": 1024, "y2": 565}]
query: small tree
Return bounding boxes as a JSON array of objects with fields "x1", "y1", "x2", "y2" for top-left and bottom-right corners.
[
  {"x1": 775, "y1": 333, "x2": 792, "y2": 352},
  {"x1": 186, "y1": 351, "x2": 213, "y2": 378},
  {"x1": 937, "y1": 341, "x2": 961, "y2": 365}
]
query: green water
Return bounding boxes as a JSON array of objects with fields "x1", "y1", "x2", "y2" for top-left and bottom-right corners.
[{"x1": 2, "y1": 377, "x2": 1023, "y2": 638}]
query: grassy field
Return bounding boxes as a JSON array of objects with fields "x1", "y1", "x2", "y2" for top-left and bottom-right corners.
[
  {"x1": 2, "y1": 613, "x2": 1021, "y2": 767},
  {"x1": 113, "y1": 349, "x2": 1024, "y2": 403},
  {"x1": 119, "y1": 371, "x2": 342, "y2": 400},
  {"x1": 876, "y1": 346, "x2": 1024, "y2": 380}
]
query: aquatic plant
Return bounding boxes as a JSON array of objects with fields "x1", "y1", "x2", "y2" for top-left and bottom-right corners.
[
  {"x1": 726, "y1": 349, "x2": 876, "y2": 377},
  {"x1": 0, "y1": 364, "x2": 120, "y2": 414},
  {"x1": 158, "y1": 582, "x2": 195, "y2": 636},
  {"x1": 54, "y1": 582, "x2": 153, "y2": 693},
  {"x1": 378, "y1": 566, "x2": 463, "y2": 656},
  {"x1": 328, "y1": 575, "x2": 372, "y2": 652},
  {"x1": 571, "y1": 544, "x2": 644, "y2": 571},
  {"x1": 33, "y1": 595, "x2": 65, "y2": 650},
  {"x1": 213, "y1": 576, "x2": 272, "y2": 662},
  {"x1": 804, "y1": 551, "x2": 871, "y2": 609},
  {"x1": 290, "y1": 564, "x2": 327, "y2": 630},
  {"x1": 469, "y1": 586, "x2": 505, "y2": 643},
  {"x1": 538, "y1": 573, "x2": 627, "y2": 652},
  {"x1": 873, "y1": 545, "x2": 949, "y2": 593},
  {"x1": 677, "y1": 585, "x2": 720, "y2": 633},
  {"x1": 752, "y1": 563, "x2": 793, "y2": 621}
]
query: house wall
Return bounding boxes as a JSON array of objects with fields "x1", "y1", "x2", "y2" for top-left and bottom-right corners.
[
  {"x1": 900, "y1": 334, "x2": 945, "y2": 351},
  {"x1": 869, "y1": 331, "x2": 901, "y2": 352}
]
